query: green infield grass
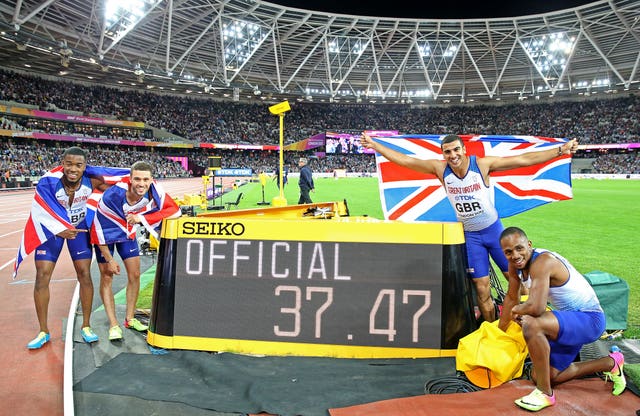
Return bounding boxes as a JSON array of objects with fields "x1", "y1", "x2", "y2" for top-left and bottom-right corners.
[{"x1": 139, "y1": 177, "x2": 639, "y2": 337}]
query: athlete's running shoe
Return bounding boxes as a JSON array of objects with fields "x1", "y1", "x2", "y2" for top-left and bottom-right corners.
[
  {"x1": 81, "y1": 327, "x2": 99, "y2": 343},
  {"x1": 108, "y1": 325, "x2": 123, "y2": 341},
  {"x1": 124, "y1": 318, "x2": 148, "y2": 332},
  {"x1": 27, "y1": 331, "x2": 50, "y2": 349},
  {"x1": 603, "y1": 347, "x2": 626, "y2": 396},
  {"x1": 514, "y1": 388, "x2": 556, "y2": 412}
]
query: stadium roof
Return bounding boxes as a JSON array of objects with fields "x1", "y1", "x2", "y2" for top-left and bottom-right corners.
[
  {"x1": 268, "y1": 1, "x2": 598, "y2": 20},
  {"x1": 0, "y1": 0, "x2": 638, "y2": 105}
]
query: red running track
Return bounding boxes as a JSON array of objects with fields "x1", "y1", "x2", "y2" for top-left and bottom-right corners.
[
  {"x1": 3, "y1": 177, "x2": 638, "y2": 416},
  {"x1": 0, "y1": 178, "x2": 204, "y2": 416}
]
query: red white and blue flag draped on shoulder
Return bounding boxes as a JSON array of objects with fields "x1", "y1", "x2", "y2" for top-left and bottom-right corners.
[
  {"x1": 90, "y1": 179, "x2": 180, "y2": 245},
  {"x1": 13, "y1": 165, "x2": 130, "y2": 278},
  {"x1": 372, "y1": 134, "x2": 573, "y2": 222}
]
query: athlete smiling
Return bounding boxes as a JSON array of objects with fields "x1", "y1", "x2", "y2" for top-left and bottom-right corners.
[
  {"x1": 361, "y1": 133, "x2": 578, "y2": 322},
  {"x1": 91, "y1": 161, "x2": 181, "y2": 341},
  {"x1": 18, "y1": 146, "x2": 127, "y2": 349}
]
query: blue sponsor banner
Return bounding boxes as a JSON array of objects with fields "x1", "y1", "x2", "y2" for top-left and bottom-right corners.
[{"x1": 215, "y1": 168, "x2": 253, "y2": 176}]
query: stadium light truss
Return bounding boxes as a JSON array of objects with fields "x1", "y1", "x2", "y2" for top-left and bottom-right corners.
[
  {"x1": 0, "y1": 0, "x2": 638, "y2": 104},
  {"x1": 222, "y1": 19, "x2": 267, "y2": 71},
  {"x1": 104, "y1": 0, "x2": 160, "y2": 39}
]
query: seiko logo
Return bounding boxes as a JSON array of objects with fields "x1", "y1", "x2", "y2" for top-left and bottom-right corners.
[{"x1": 181, "y1": 221, "x2": 245, "y2": 236}]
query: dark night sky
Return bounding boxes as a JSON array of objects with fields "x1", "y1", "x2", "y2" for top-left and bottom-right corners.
[{"x1": 266, "y1": 0, "x2": 598, "y2": 19}]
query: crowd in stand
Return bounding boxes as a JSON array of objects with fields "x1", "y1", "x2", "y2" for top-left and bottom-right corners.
[
  {"x1": 187, "y1": 150, "x2": 377, "y2": 176},
  {"x1": 592, "y1": 153, "x2": 639, "y2": 175},
  {"x1": 1, "y1": 140, "x2": 188, "y2": 180},
  {"x1": 1, "y1": 68, "x2": 639, "y2": 176},
  {"x1": 0, "y1": 139, "x2": 376, "y2": 181}
]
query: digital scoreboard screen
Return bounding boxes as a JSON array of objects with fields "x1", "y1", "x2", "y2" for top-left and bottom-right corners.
[
  {"x1": 148, "y1": 216, "x2": 474, "y2": 358},
  {"x1": 174, "y1": 238, "x2": 442, "y2": 348},
  {"x1": 325, "y1": 130, "x2": 399, "y2": 155}
]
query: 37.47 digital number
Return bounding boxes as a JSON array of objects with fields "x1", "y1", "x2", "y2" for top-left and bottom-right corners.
[{"x1": 273, "y1": 285, "x2": 431, "y2": 343}]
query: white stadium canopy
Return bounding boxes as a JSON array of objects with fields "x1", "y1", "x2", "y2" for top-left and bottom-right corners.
[{"x1": 0, "y1": 0, "x2": 638, "y2": 104}]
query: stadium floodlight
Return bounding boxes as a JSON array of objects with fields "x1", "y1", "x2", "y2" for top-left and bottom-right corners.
[
  {"x1": 523, "y1": 32, "x2": 575, "y2": 87},
  {"x1": 222, "y1": 18, "x2": 267, "y2": 71},
  {"x1": 104, "y1": 0, "x2": 161, "y2": 39}
]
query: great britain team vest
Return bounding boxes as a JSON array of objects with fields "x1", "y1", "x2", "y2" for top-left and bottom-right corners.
[
  {"x1": 442, "y1": 155, "x2": 498, "y2": 232},
  {"x1": 54, "y1": 175, "x2": 93, "y2": 226}
]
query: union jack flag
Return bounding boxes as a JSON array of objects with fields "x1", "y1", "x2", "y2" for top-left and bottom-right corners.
[
  {"x1": 90, "y1": 179, "x2": 180, "y2": 245},
  {"x1": 13, "y1": 165, "x2": 129, "y2": 278},
  {"x1": 372, "y1": 134, "x2": 573, "y2": 222}
]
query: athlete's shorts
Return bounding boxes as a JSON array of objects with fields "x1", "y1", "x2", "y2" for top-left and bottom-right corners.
[
  {"x1": 34, "y1": 223, "x2": 92, "y2": 262},
  {"x1": 548, "y1": 310, "x2": 605, "y2": 372},
  {"x1": 464, "y1": 219, "x2": 509, "y2": 278},
  {"x1": 94, "y1": 239, "x2": 140, "y2": 263}
]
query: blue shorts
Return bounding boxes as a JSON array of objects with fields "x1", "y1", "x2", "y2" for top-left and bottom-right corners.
[
  {"x1": 34, "y1": 222, "x2": 92, "y2": 262},
  {"x1": 94, "y1": 239, "x2": 140, "y2": 263},
  {"x1": 549, "y1": 310, "x2": 606, "y2": 372},
  {"x1": 464, "y1": 219, "x2": 509, "y2": 278}
]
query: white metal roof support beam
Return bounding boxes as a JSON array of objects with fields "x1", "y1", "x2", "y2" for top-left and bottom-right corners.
[
  {"x1": 629, "y1": 52, "x2": 640, "y2": 89},
  {"x1": 578, "y1": 24, "x2": 626, "y2": 86},
  {"x1": 576, "y1": 10, "x2": 628, "y2": 87},
  {"x1": 272, "y1": 12, "x2": 315, "y2": 90},
  {"x1": 11, "y1": 0, "x2": 23, "y2": 25},
  {"x1": 463, "y1": 38, "x2": 492, "y2": 98},
  {"x1": 490, "y1": 34, "x2": 518, "y2": 98},
  {"x1": 517, "y1": 37, "x2": 553, "y2": 92},
  {"x1": 165, "y1": 0, "x2": 173, "y2": 74},
  {"x1": 609, "y1": 1, "x2": 640, "y2": 89},
  {"x1": 226, "y1": 27, "x2": 274, "y2": 85},
  {"x1": 551, "y1": 30, "x2": 581, "y2": 96},
  {"x1": 370, "y1": 31, "x2": 383, "y2": 98},
  {"x1": 13, "y1": 0, "x2": 57, "y2": 26},
  {"x1": 384, "y1": 56, "x2": 409, "y2": 99},
  {"x1": 271, "y1": 30, "x2": 282, "y2": 92},
  {"x1": 331, "y1": 35, "x2": 371, "y2": 94},
  {"x1": 433, "y1": 26, "x2": 463, "y2": 100},
  {"x1": 414, "y1": 23, "x2": 435, "y2": 98},
  {"x1": 609, "y1": 0, "x2": 640, "y2": 45},
  {"x1": 380, "y1": 22, "x2": 412, "y2": 98},
  {"x1": 283, "y1": 36, "x2": 323, "y2": 91},
  {"x1": 172, "y1": 16, "x2": 217, "y2": 74}
]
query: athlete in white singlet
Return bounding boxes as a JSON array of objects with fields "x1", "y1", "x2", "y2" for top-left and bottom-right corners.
[
  {"x1": 498, "y1": 226, "x2": 624, "y2": 412},
  {"x1": 361, "y1": 133, "x2": 578, "y2": 322},
  {"x1": 93, "y1": 161, "x2": 181, "y2": 340},
  {"x1": 28, "y1": 147, "x2": 112, "y2": 349},
  {"x1": 443, "y1": 155, "x2": 498, "y2": 232},
  {"x1": 442, "y1": 155, "x2": 508, "y2": 315}
]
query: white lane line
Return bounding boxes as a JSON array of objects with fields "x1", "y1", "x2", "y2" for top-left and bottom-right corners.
[
  {"x1": 0, "y1": 229, "x2": 23, "y2": 238},
  {"x1": 63, "y1": 283, "x2": 79, "y2": 416},
  {"x1": 10, "y1": 278, "x2": 77, "y2": 284},
  {"x1": 0, "y1": 258, "x2": 14, "y2": 271}
]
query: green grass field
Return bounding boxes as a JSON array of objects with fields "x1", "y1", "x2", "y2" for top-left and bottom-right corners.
[{"x1": 141, "y1": 177, "x2": 640, "y2": 337}]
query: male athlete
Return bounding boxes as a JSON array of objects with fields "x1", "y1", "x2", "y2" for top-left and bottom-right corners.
[{"x1": 361, "y1": 133, "x2": 577, "y2": 322}]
